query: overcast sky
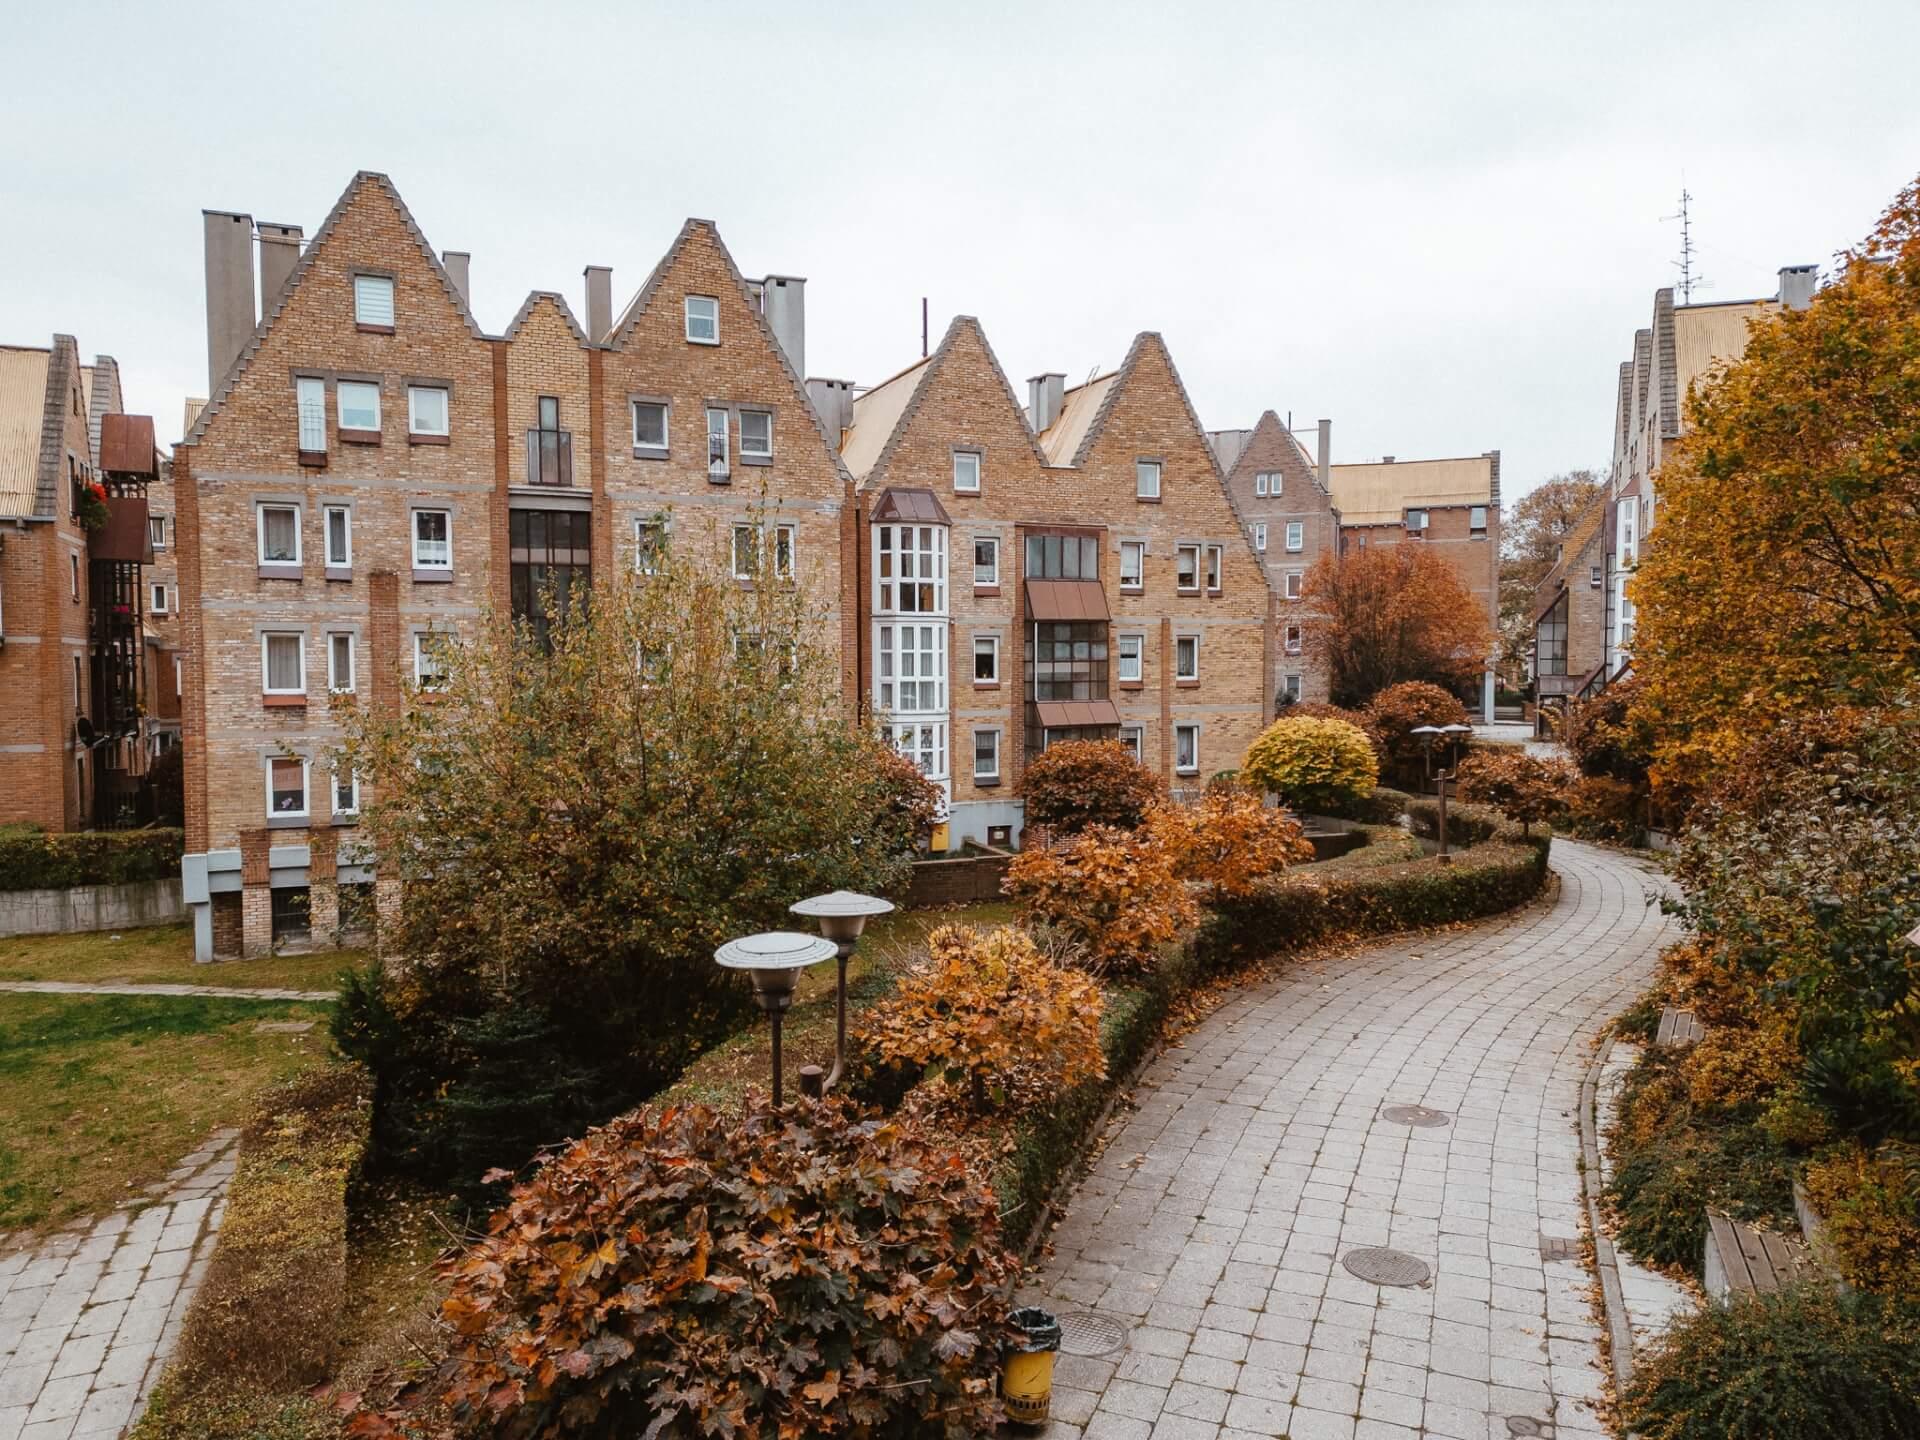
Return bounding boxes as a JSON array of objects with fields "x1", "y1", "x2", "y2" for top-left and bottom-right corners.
[{"x1": 7, "y1": 0, "x2": 1918, "y2": 501}]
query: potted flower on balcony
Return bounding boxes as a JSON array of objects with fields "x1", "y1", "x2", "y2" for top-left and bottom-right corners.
[{"x1": 78, "y1": 481, "x2": 111, "y2": 534}]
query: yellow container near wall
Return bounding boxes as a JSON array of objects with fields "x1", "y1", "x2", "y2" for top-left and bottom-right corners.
[
  {"x1": 930, "y1": 821, "x2": 951, "y2": 853},
  {"x1": 1002, "y1": 1307, "x2": 1062, "y2": 1426}
]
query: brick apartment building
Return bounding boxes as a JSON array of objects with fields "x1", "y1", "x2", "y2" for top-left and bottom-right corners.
[
  {"x1": 1329, "y1": 452, "x2": 1502, "y2": 718},
  {"x1": 1207, "y1": 411, "x2": 1338, "y2": 707},
  {"x1": 1529, "y1": 496, "x2": 1606, "y2": 712},
  {"x1": 1, "y1": 339, "x2": 165, "y2": 830},
  {"x1": 1598, "y1": 266, "x2": 1811, "y2": 679},
  {"x1": 829, "y1": 317, "x2": 1273, "y2": 850},
  {"x1": 174, "y1": 172, "x2": 851, "y2": 960}
]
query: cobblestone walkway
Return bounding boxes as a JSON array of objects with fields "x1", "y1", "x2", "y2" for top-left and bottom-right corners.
[
  {"x1": 0, "y1": 1134, "x2": 239, "y2": 1440},
  {"x1": 0, "y1": 981, "x2": 335, "y2": 1002},
  {"x1": 1026, "y1": 839, "x2": 1674, "y2": 1440}
]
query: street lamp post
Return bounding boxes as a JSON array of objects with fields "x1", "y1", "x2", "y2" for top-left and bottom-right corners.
[
  {"x1": 789, "y1": 890, "x2": 895, "y2": 1098},
  {"x1": 714, "y1": 931, "x2": 837, "y2": 1105},
  {"x1": 1412, "y1": 723, "x2": 1475, "y2": 864}
]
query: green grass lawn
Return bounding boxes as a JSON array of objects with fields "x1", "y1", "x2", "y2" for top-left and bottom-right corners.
[
  {"x1": 0, "y1": 993, "x2": 333, "y2": 1233},
  {"x1": 0, "y1": 923, "x2": 367, "y2": 991}
]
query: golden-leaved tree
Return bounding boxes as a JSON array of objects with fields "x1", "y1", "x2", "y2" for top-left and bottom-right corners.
[{"x1": 1634, "y1": 175, "x2": 1920, "y2": 774}]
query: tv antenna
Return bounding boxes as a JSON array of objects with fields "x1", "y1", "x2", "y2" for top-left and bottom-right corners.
[{"x1": 1663, "y1": 188, "x2": 1708, "y2": 303}]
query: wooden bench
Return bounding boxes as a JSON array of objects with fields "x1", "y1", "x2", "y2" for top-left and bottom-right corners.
[
  {"x1": 1656, "y1": 1007, "x2": 1704, "y2": 1047},
  {"x1": 1702, "y1": 1209, "x2": 1817, "y2": 1301}
]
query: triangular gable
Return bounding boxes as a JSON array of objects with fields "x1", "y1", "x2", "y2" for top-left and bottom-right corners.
[
  {"x1": 502, "y1": 291, "x2": 590, "y2": 346},
  {"x1": 184, "y1": 171, "x2": 484, "y2": 448},
  {"x1": 1226, "y1": 409, "x2": 1327, "y2": 497}
]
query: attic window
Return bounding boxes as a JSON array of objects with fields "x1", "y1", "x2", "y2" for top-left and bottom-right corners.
[
  {"x1": 354, "y1": 275, "x2": 395, "y2": 329},
  {"x1": 685, "y1": 296, "x2": 719, "y2": 344}
]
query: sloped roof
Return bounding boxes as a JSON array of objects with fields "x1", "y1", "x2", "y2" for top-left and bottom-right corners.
[
  {"x1": 1673, "y1": 299, "x2": 1773, "y2": 409},
  {"x1": 0, "y1": 345, "x2": 51, "y2": 517},
  {"x1": 1531, "y1": 496, "x2": 1607, "y2": 621},
  {"x1": 871, "y1": 486, "x2": 950, "y2": 524},
  {"x1": 841, "y1": 355, "x2": 932, "y2": 481},
  {"x1": 1329, "y1": 455, "x2": 1494, "y2": 526},
  {"x1": 1036, "y1": 371, "x2": 1116, "y2": 467}
]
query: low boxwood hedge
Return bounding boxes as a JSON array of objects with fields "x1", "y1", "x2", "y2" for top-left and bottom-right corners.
[{"x1": 0, "y1": 825, "x2": 183, "y2": 891}]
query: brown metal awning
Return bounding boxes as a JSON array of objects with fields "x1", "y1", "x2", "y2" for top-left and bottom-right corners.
[
  {"x1": 870, "y1": 487, "x2": 951, "y2": 525},
  {"x1": 1033, "y1": 699, "x2": 1122, "y2": 728},
  {"x1": 99, "y1": 415, "x2": 158, "y2": 476},
  {"x1": 1025, "y1": 578, "x2": 1109, "y2": 622}
]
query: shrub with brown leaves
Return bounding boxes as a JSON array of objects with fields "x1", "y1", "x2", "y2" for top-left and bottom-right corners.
[
  {"x1": 1003, "y1": 824, "x2": 1196, "y2": 975},
  {"x1": 857, "y1": 926, "x2": 1106, "y2": 1117},
  {"x1": 1017, "y1": 739, "x2": 1163, "y2": 835},
  {"x1": 1147, "y1": 789, "x2": 1315, "y2": 900},
  {"x1": 1363, "y1": 681, "x2": 1471, "y2": 787},
  {"x1": 1453, "y1": 748, "x2": 1571, "y2": 837}
]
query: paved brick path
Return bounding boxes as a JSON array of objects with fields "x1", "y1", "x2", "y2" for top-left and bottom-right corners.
[
  {"x1": 0, "y1": 981, "x2": 336, "y2": 1002},
  {"x1": 0, "y1": 1134, "x2": 239, "y2": 1440},
  {"x1": 1025, "y1": 839, "x2": 1675, "y2": 1440}
]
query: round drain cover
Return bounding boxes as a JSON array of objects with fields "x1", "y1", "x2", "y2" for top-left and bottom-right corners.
[
  {"x1": 1380, "y1": 1104, "x2": 1451, "y2": 1127},
  {"x1": 1056, "y1": 1310, "x2": 1128, "y2": 1358},
  {"x1": 1505, "y1": 1419, "x2": 1553, "y2": 1438},
  {"x1": 1341, "y1": 1247, "x2": 1432, "y2": 1287}
]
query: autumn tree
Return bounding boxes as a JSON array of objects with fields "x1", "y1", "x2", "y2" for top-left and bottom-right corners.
[
  {"x1": 1634, "y1": 174, "x2": 1920, "y2": 775},
  {"x1": 1304, "y1": 543, "x2": 1493, "y2": 707},
  {"x1": 1018, "y1": 738, "x2": 1163, "y2": 835},
  {"x1": 1497, "y1": 469, "x2": 1604, "y2": 681}
]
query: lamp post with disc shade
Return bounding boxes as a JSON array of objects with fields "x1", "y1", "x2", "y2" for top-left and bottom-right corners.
[
  {"x1": 713, "y1": 930, "x2": 837, "y2": 1104},
  {"x1": 789, "y1": 890, "x2": 895, "y2": 1098}
]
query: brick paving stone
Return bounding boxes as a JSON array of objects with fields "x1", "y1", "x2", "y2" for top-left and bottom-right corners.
[{"x1": 1028, "y1": 841, "x2": 1674, "y2": 1440}]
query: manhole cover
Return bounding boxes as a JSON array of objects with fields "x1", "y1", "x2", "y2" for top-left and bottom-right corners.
[
  {"x1": 1505, "y1": 1418, "x2": 1554, "y2": 1438},
  {"x1": 1380, "y1": 1104, "x2": 1451, "y2": 1127},
  {"x1": 1341, "y1": 1247, "x2": 1431, "y2": 1287},
  {"x1": 1539, "y1": 1235, "x2": 1580, "y2": 1262},
  {"x1": 1056, "y1": 1311, "x2": 1128, "y2": 1358}
]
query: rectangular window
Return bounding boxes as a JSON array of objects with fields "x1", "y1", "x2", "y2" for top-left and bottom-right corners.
[
  {"x1": 414, "y1": 632, "x2": 450, "y2": 691},
  {"x1": 1028, "y1": 620, "x2": 1108, "y2": 702},
  {"x1": 267, "y1": 757, "x2": 308, "y2": 818},
  {"x1": 707, "y1": 407, "x2": 730, "y2": 480},
  {"x1": 685, "y1": 295, "x2": 720, "y2": 343},
  {"x1": 1285, "y1": 674, "x2": 1303, "y2": 702},
  {"x1": 353, "y1": 274, "x2": 395, "y2": 327},
  {"x1": 1285, "y1": 623, "x2": 1303, "y2": 654},
  {"x1": 953, "y1": 451, "x2": 981, "y2": 493},
  {"x1": 973, "y1": 536, "x2": 998, "y2": 588},
  {"x1": 296, "y1": 376, "x2": 327, "y2": 453},
  {"x1": 1259, "y1": 471, "x2": 1281, "y2": 497},
  {"x1": 328, "y1": 632, "x2": 355, "y2": 692},
  {"x1": 1254, "y1": 473, "x2": 1267, "y2": 497},
  {"x1": 875, "y1": 621, "x2": 946, "y2": 714},
  {"x1": 1286, "y1": 521, "x2": 1305, "y2": 552},
  {"x1": 408, "y1": 386, "x2": 449, "y2": 437},
  {"x1": 1175, "y1": 724, "x2": 1199, "y2": 775},
  {"x1": 73, "y1": 654, "x2": 81, "y2": 705},
  {"x1": 1537, "y1": 592, "x2": 1568, "y2": 677},
  {"x1": 1285, "y1": 571, "x2": 1303, "y2": 600},
  {"x1": 527, "y1": 395, "x2": 572, "y2": 486},
  {"x1": 1405, "y1": 508, "x2": 1429, "y2": 534},
  {"x1": 1205, "y1": 544, "x2": 1223, "y2": 593},
  {"x1": 632, "y1": 400, "x2": 668, "y2": 450},
  {"x1": 1470, "y1": 505, "x2": 1488, "y2": 534},
  {"x1": 1119, "y1": 724, "x2": 1144, "y2": 762},
  {"x1": 510, "y1": 509, "x2": 592, "y2": 642},
  {"x1": 148, "y1": 515, "x2": 167, "y2": 550},
  {"x1": 635, "y1": 519, "x2": 666, "y2": 574},
  {"x1": 875, "y1": 524, "x2": 948, "y2": 613},
  {"x1": 1590, "y1": 565, "x2": 1603, "y2": 589},
  {"x1": 889, "y1": 720, "x2": 947, "y2": 781},
  {"x1": 973, "y1": 728, "x2": 1000, "y2": 782},
  {"x1": 1175, "y1": 634, "x2": 1199, "y2": 681},
  {"x1": 740, "y1": 410, "x2": 773, "y2": 458},
  {"x1": 732, "y1": 524, "x2": 757, "y2": 579},
  {"x1": 1120, "y1": 540, "x2": 1144, "y2": 590},
  {"x1": 149, "y1": 582, "x2": 168, "y2": 614},
  {"x1": 1175, "y1": 543, "x2": 1200, "y2": 593},
  {"x1": 323, "y1": 505, "x2": 352, "y2": 569},
  {"x1": 412, "y1": 509, "x2": 451, "y2": 570},
  {"x1": 1022, "y1": 532, "x2": 1099, "y2": 581},
  {"x1": 337, "y1": 380, "x2": 380, "y2": 433},
  {"x1": 262, "y1": 632, "x2": 305, "y2": 695},
  {"x1": 1135, "y1": 459, "x2": 1162, "y2": 500},
  {"x1": 772, "y1": 523, "x2": 795, "y2": 581},
  {"x1": 973, "y1": 634, "x2": 999, "y2": 683},
  {"x1": 1118, "y1": 632, "x2": 1143, "y2": 683},
  {"x1": 257, "y1": 503, "x2": 301, "y2": 566},
  {"x1": 333, "y1": 766, "x2": 359, "y2": 818},
  {"x1": 1253, "y1": 522, "x2": 1267, "y2": 552}
]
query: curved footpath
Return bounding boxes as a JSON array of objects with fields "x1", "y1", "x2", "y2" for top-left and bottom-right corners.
[{"x1": 1024, "y1": 839, "x2": 1676, "y2": 1440}]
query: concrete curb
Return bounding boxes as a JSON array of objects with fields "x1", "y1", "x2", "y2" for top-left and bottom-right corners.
[{"x1": 1579, "y1": 1030, "x2": 1642, "y2": 1405}]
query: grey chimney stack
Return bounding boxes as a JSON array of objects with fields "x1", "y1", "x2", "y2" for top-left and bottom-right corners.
[
  {"x1": 443, "y1": 251, "x2": 471, "y2": 307},
  {"x1": 1028, "y1": 373, "x2": 1066, "y2": 434},
  {"x1": 257, "y1": 223, "x2": 303, "y2": 312},
  {"x1": 760, "y1": 275, "x2": 806, "y2": 377},
  {"x1": 1316, "y1": 418, "x2": 1331, "y2": 492},
  {"x1": 203, "y1": 210, "x2": 256, "y2": 393},
  {"x1": 1778, "y1": 263, "x2": 1817, "y2": 311},
  {"x1": 584, "y1": 265, "x2": 613, "y2": 342},
  {"x1": 807, "y1": 378, "x2": 855, "y2": 446}
]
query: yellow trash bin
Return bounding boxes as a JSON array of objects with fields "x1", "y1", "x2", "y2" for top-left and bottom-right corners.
[{"x1": 1002, "y1": 1307, "x2": 1062, "y2": 1426}]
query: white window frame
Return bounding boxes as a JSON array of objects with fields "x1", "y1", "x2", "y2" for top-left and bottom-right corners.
[
  {"x1": 332, "y1": 765, "x2": 359, "y2": 819},
  {"x1": 1285, "y1": 623, "x2": 1303, "y2": 654},
  {"x1": 1254, "y1": 473, "x2": 1267, "y2": 497},
  {"x1": 739, "y1": 409, "x2": 773, "y2": 459},
  {"x1": 874, "y1": 619, "x2": 946, "y2": 716},
  {"x1": 1135, "y1": 459, "x2": 1162, "y2": 500},
  {"x1": 353, "y1": 274, "x2": 395, "y2": 327},
  {"x1": 1175, "y1": 543, "x2": 1201, "y2": 593},
  {"x1": 265, "y1": 756, "x2": 310, "y2": 820},
  {"x1": 953, "y1": 450, "x2": 981, "y2": 494},
  {"x1": 1120, "y1": 540, "x2": 1145, "y2": 591},
  {"x1": 261, "y1": 631, "x2": 306, "y2": 696},
  {"x1": 149, "y1": 582, "x2": 168, "y2": 614},
  {"x1": 973, "y1": 535, "x2": 999, "y2": 589},
  {"x1": 732, "y1": 523, "x2": 758, "y2": 580},
  {"x1": 414, "y1": 631, "x2": 451, "y2": 691},
  {"x1": 1590, "y1": 565, "x2": 1603, "y2": 589},
  {"x1": 1253, "y1": 522, "x2": 1267, "y2": 552},
  {"x1": 407, "y1": 385, "x2": 450, "y2": 437},
  {"x1": 1174, "y1": 723, "x2": 1200, "y2": 776},
  {"x1": 685, "y1": 295, "x2": 720, "y2": 344},
  {"x1": 327, "y1": 632, "x2": 356, "y2": 693},
  {"x1": 1285, "y1": 570, "x2": 1303, "y2": 600},
  {"x1": 336, "y1": 380, "x2": 381, "y2": 432},
  {"x1": 1469, "y1": 505, "x2": 1488, "y2": 534},
  {"x1": 148, "y1": 515, "x2": 167, "y2": 550},
  {"x1": 871, "y1": 523, "x2": 948, "y2": 616},
  {"x1": 70, "y1": 551, "x2": 79, "y2": 600},
  {"x1": 296, "y1": 376, "x2": 327, "y2": 452},
  {"x1": 1175, "y1": 633, "x2": 1200, "y2": 682},
  {"x1": 1117, "y1": 632, "x2": 1144, "y2": 684},
  {"x1": 706, "y1": 407, "x2": 730, "y2": 479},
  {"x1": 1284, "y1": 674, "x2": 1303, "y2": 702},
  {"x1": 257, "y1": 502, "x2": 302, "y2": 566},
  {"x1": 972, "y1": 726, "x2": 1001, "y2": 782},
  {"x1": 1205, "y1": 543, "x2": 1224, "y2": 593},
  {"x1": 772, "y1": 522, "x2": 796, "y2": 581},
  {"x1": 1405, "y1": 508, "x2": 1429, "y2": 534},
  {"x1": 1119, "y1": 724, "x2": 1145, "y2": 762},
  {"x1": 635, "y1": 518, "x2": 667, "y2": 574},
  {"x1": 972, "y1": 633, "x2": 1000, "y2": 684},
  {"x1": 1258, "y1": 471, "x2": 1281, "y2": 497},
  {"x1": 412, "y1": 509, "x2": 452, "y2": 571},
  {"x1": 632, "y1": 400, "x2": 669, "y2": 450},
  {"x1": 1286, "y1": 521, "x2": 1305, "y2": 553},
  {"x1": 323, "y1": 504, "x2": 352, "y2": 569}
]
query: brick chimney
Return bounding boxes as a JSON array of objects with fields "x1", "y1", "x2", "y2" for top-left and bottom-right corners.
[
  {"x1": 203, "y1": 210, "x2": 255, "y2": 392},
  {"x1": 583, "y1": 265, "x2": 612, "y2": 341},
  {"x1": 443, "y1": 250, "x2": 471, "y2": 307},
  {"x1": 1028, "y1": 373, "x2": 1066, "y2": 434},
  {"x1": 760, "y1": 275, "x2": 806, "y2": 377},
  {"x1": 258, "y1": 223, "x2": 302, "y2": 312}
]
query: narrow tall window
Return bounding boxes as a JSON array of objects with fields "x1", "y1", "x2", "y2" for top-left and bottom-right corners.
[
  {"x1": 148, "y1": 515, "x2": 167, "y2": 551},
  {"x1": 1119, "y1": 725, "x2": 1144, "y2": 762},
  {"x1": 268, "y1": 757, "x2": 309, "y2": 817},
  {"x1": 635, "y1": 519, "x2": 665, "y2": 574},
  {"x1": 1175, "y1": 544, "x2": 1200, "y2": 593},
  {"x1": 262, "y1": 632, "x2": 305, "y2": 696},
  {"x1": 973, "y1": 536, "x2": 999, "y2": 588},
  {"x1": 953, "y1": 451, "x2": 981, "y2": 493},
  {"x1": 258, "y1": 503, "x2": 301, "y2": 567},
  {"x1": 973, "y1": 728, "x2": 1000, "y2": 782},
  {"x1": 1285, "y1": 571, "x2": 1303, "y2": 600},
  {"x1": 296, "y1": 376, "x2": 327, "y2": 454},
  {"x1": 1204, "y1": 544, "x2": 1223, "y2": 593},
  {"x1": 1174, "y1": 724, "x2": 1199, "y2": 775},
  {"x1": 328, "y1": 633, "x2": 356, "y2": 692},
  {"x1": 1135, "y1": 460, "x2": 1162, "y2": 500},
  {"x1": 414, "y1": 633, "x2": 450, "y2": 691},
  {"x1": 772, "y1": 523, "x2": 796, "y2": 580},
  {"x1": 1286, "y1": 521, "x2": 1304, "y2": 552},
  {"x1": 412, "y1": 509, "x2": 451, "y2": 571},
  {"x1": 528, "y1": 395, "x2": 571, "y2": 485},
  {"x1": 353, "y1": 275, "x2": 395, "y2": 327},
  {"x1": 685, "y1": 295, "x2": 719, "y2": 343},
  {"x1": 1120, "y1": 540, "x2": 1144, "y2": 590},
  {"x1": 333, "y1": 767, "x2": 359, "y2": 818},
  {"x1": 1470, "y1": 505, "x2": 1488, "y2": 535},
  {"x1": 732, "y1": 524, "x2": 757, "y2": 579},
  {"x1": 1176, "y1": 634, "x2": 1199, "y2": 681},
  {"x1": 70, "y1": 552, "x2": 79, "y2": 600},
  {"x1": 323, "y1": 505, "x2": 352, "y2": 570},
  {"x1": 1118, "y1": 633, "x2": 1143, "y2": 684},
  {"x1": 973, "y1": 634, "x2": 999, "y2": 683},
  {"x1": 1253, "y1": 522, "x2": 1267, "y2": 552},
  {"x1": 707, "y1": 408, "x2": 730, "y2": 481},
  {"x1": 1254, "y1": 473, "x2": 1267, "y2": 497},
  {"x1": 149, "y1": 582, "x2": 168, "y2": 614},
  {"x1": 1285, "y1": 624, "x2": 1303, "y2": 654},
  {"x1": 1285, "y1": 674, "x2": 1303, "y2": 702}
]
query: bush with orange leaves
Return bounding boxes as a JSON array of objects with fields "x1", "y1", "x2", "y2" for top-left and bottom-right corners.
[
  {"x1": 856, "y1": 925, "x2": 1106, "y2": 1117},
  {"x1": 1004, "y1": 824, "x2": 1196, "y2": 976},
  {"x1": 1147, "y1": 787, "x2": 1315, "y2": 900}
]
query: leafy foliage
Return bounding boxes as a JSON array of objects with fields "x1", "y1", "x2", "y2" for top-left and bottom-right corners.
[
  {"x1": 1302, "y1": 544, "x2": 1492, "y2": 707},
  {"x1": 1452, "y1": 748, "x2": 1570, "y2": 836},
  {"x1": 1497, "y1": 470, "x2": 1604, "y2": 682},
  {"x1": 0, "y1": 825, "x2": 183, "y2": 892},
  {"x1": 857, "y1": 926, "x2": 1105, "y2": 1117},
  {"x1": 1559, "y1": 670, "x2": 1656, "y2": 786},
  {"x1": 1801, "y1": 1143, "x2": 1920, "y2": 1295},
  {"x1": 1146, "y1": 788, "x2": 1315, "y2": 900},
  {"x1": 1565, "y1": 776, "x2": 1643, "y2": 842},
  {"x1": 1241, "y1": 715, "x2": 1380, "y2": 815},
  {"x1": 1362, "y1": 681, "x2": 1470, "y2": 788},
  {"x1": 352, "y1": 1099, "x2": 1013, "y2": 1440},
  {"x1": 1017, "y1": 739, "x2": 1163, "y2": 835},
  {"x1": 1004, "y1": 825, "x2": 1195, "y2": 976}
]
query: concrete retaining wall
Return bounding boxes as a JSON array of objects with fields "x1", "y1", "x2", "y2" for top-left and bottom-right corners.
[{"x1": 0, "y1": 878, "x2": 186, "y2": 937}]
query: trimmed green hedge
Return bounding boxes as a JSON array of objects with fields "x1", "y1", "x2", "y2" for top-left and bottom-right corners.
[
  {"x1": 0, "y1": 825, "x2": 183, "y2": 891},
  {"x1": 1309, "y1": 785, "x2": 1416, "y2": 825}
]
